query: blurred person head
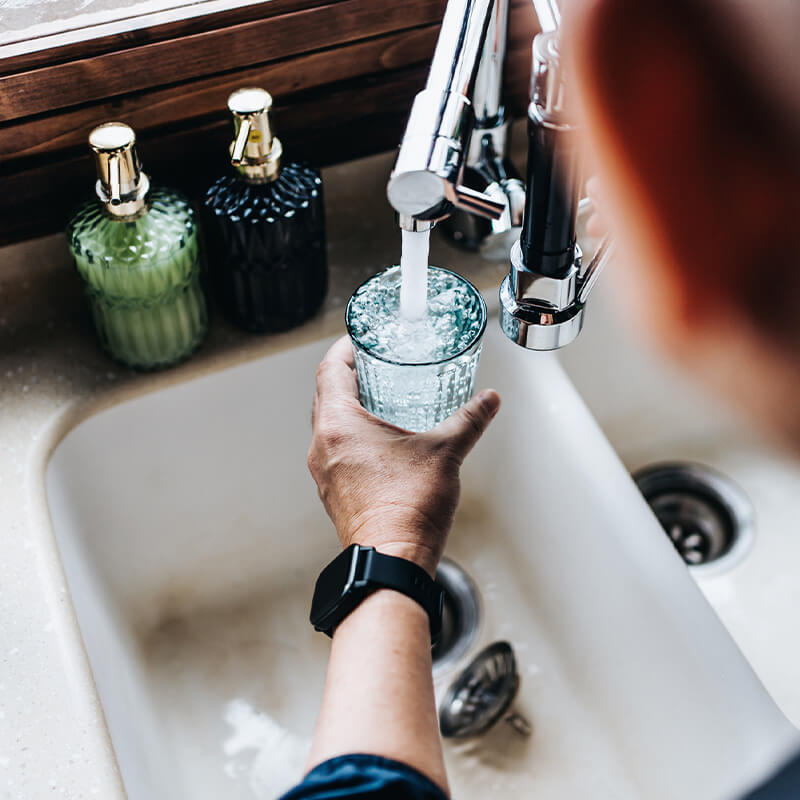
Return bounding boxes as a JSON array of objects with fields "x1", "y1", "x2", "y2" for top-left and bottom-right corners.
[{"x1": 562, "y1": 0, "x2": 800, "y2": 447}]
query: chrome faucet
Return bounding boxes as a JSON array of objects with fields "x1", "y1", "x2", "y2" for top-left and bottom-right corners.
[
  {"x1": 438, "y1": 0, "x2": 526, "y2": 258},
  {"x1": 386, "y1": 0, "x2": 508, "y2": 225},
  {"x1": 386, "y1": 0, "x2": 612, "y2": 351}
]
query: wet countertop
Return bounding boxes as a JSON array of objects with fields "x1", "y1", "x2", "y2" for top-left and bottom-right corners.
[{"x1": 0, "y1": 145, "x2": 517, "y2": 798}]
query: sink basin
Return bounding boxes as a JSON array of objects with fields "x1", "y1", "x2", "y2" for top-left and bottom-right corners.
[
  {"x1": 46, "y1": 318, "x2": 798, "y2": 800},
  {"x1": 559, "y1": 273, "x2": 800, "y2": 734}
]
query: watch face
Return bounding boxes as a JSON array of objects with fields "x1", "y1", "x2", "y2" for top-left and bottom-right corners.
[{"x1": 310, "y1": 545, "x2": 359, "y2": 624}]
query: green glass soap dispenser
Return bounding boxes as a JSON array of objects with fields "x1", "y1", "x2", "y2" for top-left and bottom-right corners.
[{"x1": 67, "y1": 122, "x2": 208, "y2": 370}]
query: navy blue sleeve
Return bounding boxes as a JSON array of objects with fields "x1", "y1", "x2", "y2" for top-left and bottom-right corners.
[
  {"x1": 740, "y1": 750, "x2": 800, "y2": 800},
  {"x1": 278, "y1": 754, "x2": 449, "y2": 800}
]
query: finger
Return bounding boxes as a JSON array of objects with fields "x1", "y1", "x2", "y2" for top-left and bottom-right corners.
[
  {"x1": 327, "y1": 335, "x2": 355, "y2": 369},
  {"x1": 427, "y1": 389, "x2": 501, "y2": 462},
  {"x1": 315, "y1": 336, "x2": 359, "y2": 404}
]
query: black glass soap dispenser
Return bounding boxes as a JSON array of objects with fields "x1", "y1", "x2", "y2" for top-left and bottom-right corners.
[{"x1": 203, "y1": 88, "x2": 327, "y2": 332}]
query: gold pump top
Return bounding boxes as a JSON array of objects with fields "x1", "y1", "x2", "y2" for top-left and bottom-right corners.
[
  {"x1": 227, "y1": 87, "x2": 283, "y2": 183},
  {"x1": 88, "y1": 122, "x2": 150, "y2": 218}
]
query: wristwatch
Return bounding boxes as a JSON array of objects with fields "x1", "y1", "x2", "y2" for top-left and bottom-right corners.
[{"x1": 310, "y1": 544, "x2": 444, "y2": 643}]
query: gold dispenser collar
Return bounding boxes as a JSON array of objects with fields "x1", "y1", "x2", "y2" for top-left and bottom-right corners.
[
  {"x1": 228, "y1": 87, "x2": 282, "y2": 183},
  {"x1": 88, "y1": 122, "x2": 150, "y2": 218}
]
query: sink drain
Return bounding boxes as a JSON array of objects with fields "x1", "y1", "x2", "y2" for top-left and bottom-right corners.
[
  {"x1": 439, "y1": 641, "x2": 531, "y2": 738},
  {"x1": 633, "y1": 462, "x2": 754, "y2": 571},
  {"x1": 433, "y1": 558, "x2": 481, "y2": 671}
]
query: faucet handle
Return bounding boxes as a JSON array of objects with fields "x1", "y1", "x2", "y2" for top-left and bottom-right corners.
[
  {"x1": 577, "y1": 234, "x2": 613, "y2": 304},
  {"x1": 448, "y1": 184, "x2": 506, "y2": 220}
]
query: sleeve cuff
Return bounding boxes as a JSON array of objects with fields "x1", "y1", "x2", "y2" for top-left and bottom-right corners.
[{"x1": 279, "y1": 753, "x2": 449, "y2": 800}]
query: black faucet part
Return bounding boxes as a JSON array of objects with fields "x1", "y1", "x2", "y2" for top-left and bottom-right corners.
[{"x1": 519, "y1": 111, "x2": 582, "y2": 278}]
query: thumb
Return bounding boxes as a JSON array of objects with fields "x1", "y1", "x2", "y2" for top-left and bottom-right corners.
[{"x1": 429, "y1": 389, "x2": 501, "y2": 462}]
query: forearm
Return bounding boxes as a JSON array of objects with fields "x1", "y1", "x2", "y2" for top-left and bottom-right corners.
[
  {"x1": 306, "y1": 588, "x2": 449, "y2": 796},
  {"x1": 303, "y1": 340, "x2": 499, "y2": 797}
]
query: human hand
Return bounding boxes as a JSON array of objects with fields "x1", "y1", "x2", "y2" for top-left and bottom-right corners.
[{"x1": 307, "y1": 336, "x2": 501, "y2": 576}]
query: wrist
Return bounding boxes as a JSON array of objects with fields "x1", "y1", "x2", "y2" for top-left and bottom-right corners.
[
  {"x1": 341, "y1": 513, "x2": 444, "y2": 578},
  {"x1": 311, "y1": 544, "x2": 444, "y2": 645},
  {"x1": 333, "y1": 587, "x2": 430, "y2": 641}
]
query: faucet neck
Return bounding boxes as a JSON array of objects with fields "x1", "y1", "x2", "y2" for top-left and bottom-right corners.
[
  {"x1": 519, "y1": 108, "x2": 582, "y2": 276},
  {"x1": 519, "y1": 32, "x2": 582, "y2": 277},
  {"x1": 471, "y1": 0, "x2": 510, "y2": 126}
]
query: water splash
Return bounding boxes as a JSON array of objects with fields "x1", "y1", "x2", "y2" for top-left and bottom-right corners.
[{"x1": 349, "y1": 266, "x2": 483, "y2": 364}]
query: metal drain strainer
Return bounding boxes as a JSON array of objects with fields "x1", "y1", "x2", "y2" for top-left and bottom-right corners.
[
  {"x1": 634, "y1": 462, "x2": 755, "y2": 571},
  {"x1": 432, "y1": 558, "x2": 481, "y2": 671},
  {"x1": 439, "y1": 641, "x2": 531, "y2": 738}
]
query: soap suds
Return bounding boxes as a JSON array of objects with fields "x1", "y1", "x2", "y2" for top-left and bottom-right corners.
[{"x1": 223, "y1": 699, "x2": 309, "y2": 798}]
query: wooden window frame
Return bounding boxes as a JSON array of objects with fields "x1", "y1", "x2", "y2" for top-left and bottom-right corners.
[{"x1": 0, "y1": 0, "x2": 537, "y2": 245}]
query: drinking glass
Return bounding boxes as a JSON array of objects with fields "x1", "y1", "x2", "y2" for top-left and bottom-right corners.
[{"x1": 346, "y1": 265, "x2": 487, "y2": 432}]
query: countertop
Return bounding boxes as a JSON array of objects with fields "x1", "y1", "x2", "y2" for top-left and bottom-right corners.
[{"x1": 0, "y1": 146, "x2": 514, "y2": 799}]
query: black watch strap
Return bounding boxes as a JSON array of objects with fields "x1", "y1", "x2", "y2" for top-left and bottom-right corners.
[{"x1": 310, "y1": 545, "x2": 444, "y2": 643}]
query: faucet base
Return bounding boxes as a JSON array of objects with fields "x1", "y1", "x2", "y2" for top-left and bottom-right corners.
[{"x1": 499, "y1": 274, "x2": 584, "y2": 350}]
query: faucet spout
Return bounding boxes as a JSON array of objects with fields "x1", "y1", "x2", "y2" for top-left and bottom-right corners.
[{"x1": 386, "y1": 0, "x2": 506, "y2": 222}]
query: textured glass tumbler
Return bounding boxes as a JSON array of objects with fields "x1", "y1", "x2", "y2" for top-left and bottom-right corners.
[{"x1": 346, "y1": 266, "x2": 487, "y2": 433}]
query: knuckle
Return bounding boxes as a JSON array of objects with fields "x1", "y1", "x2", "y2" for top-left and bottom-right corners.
[
  {"x1": 462, "y1": 404, "x2": 485, "y2": 436},
  {"x1": 316, "y1": 419, "x2": 346, "y2": 451},
  {"x1": 420, "y1": 438, "x2": 458, "y2": 472},
  {"x1": 428, "y1": 435, "x2": 450, "y2": 455},
  {"x1": 315, "y1": 360, "x2": 330, "y2": 384},
  {"x1": 433, "y1": 447, "x2": 462, "y2": 476},
  {"x1": 321, "y1": 430, "x2": 345, "y2": 450}
]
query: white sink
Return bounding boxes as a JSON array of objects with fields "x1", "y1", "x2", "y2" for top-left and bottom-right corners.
[
  {"x1": 559, "y1": 272, "x2": 800, "y2": 734},
  {"x1": 46, "y1": 318, "x2": 798, "y2": 800}
]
